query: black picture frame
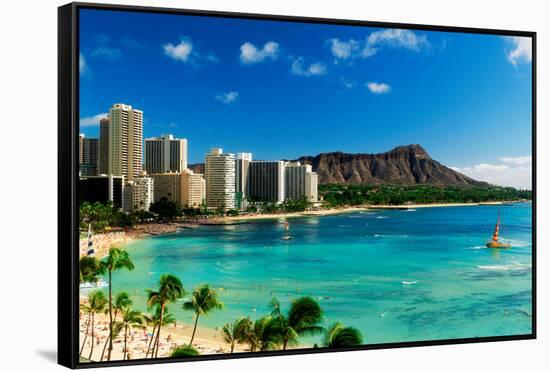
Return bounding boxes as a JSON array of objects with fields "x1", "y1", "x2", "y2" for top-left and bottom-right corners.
[{"x1": 58, "y1": 2, "x2": 537, "y2": 369}]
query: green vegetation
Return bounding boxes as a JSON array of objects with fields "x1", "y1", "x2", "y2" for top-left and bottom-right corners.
[
  {"x1": 245, "y1": 196, "x2": 312, "y2": 214},
  {"x1": 79, "y1": 256, "x2": 104, "y2": 284},
  {"x1": 120, "y1": 308, "x2": 145, "y2": 360},
  {"x1": 320, "y1": 184, "x2": 532, "y2": 207},
  {"x1": 100, "y1": 291, "x2": 132, "y2": 361},
  {"x1": 323, "y1": 322, "x2": 363, "y2": 348},
  {"x1": 269, "y1": 297, "x2": 324, "y2": 350},
  {"x1": 146, "y1": 274, "x2": 185, "y2": 358},
  {"x1": 221, "y1": 318, "x2": 251, "y2": 353},
  {"x1": 143, "y1": 306, "x2": 176, "y2": 358},
  {"x1": 170, "y1": 345, "x2": 200, "y2": 358},
  {"x1": 101, "y1": 248, "x2": 135, "y2": 361},
  {"x1": 183, "y1": 284, "x2": 223, "y2": 345},
  {"x1": 149, "y1": 198, "x2": 181, "y2": 221},
  {"x1": 80, "y1": 290, "x2": 107, "y2": 358}
]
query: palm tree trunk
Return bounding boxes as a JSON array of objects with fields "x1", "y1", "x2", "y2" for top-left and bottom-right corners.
[
  {"x1": 79, "y1": 313, "x2": 91, "y2": 356},
  {"x1": 107, "y1": 270, "x2": 113, "y2": 361},
  {"x1": 189, "y1": 313, "x2": 200, "y2": 345},
  {"x1": 230, "y1": 343, "x2": 234, "y2": 353},
  {"x1": 100, "y1": 333, "x2": 109, "y2": 361},
  {"x1": 100, "y1": 311, "x2": 117, "y2": 361},
  {"x1": 145, "y1": 323, "x2": 157, "y2": 358},
  {"x1": 123, "y1": 324, "x2": 128, "y2": 360},
  {"x1": 88, "y1": 312, "x2": 95, "y2": 359},
  {"x1": 153, "y1": 304, "x2": 165, "y2": 358}
]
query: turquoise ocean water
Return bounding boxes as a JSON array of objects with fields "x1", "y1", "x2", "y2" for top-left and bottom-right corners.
[{"x1": 103, "y1": 203, "x2": 533, "y2": 345}]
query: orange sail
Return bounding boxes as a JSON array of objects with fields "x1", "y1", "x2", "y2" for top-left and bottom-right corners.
[
  {"x1": 486, "y1": 211, "x2": 511, "y2": 249},
  {"x1": 491, "y1": 214, "x2": 500, "y2": 242}
]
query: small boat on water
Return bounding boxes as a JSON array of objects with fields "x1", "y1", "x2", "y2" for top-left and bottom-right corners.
[
  {"x1": 80, "y1": 279, "x2": 109, "y2": 289},
  {"x1": 281, "y1": 221, "x2": 293, "y2": 240},
  {"x1": 486, "y1": 212, "x2": 511, "y2": 249}
]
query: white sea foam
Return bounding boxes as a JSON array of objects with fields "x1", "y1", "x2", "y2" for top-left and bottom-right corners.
[
  {"x1": 465, "y1": 245, "x2": 486, "y2": 250},
  {"x1": 376, "y1": 216, "x2": 389, "y2": 219},
  {"x1": 404, "y1": 209, "x2": 417, "y2": 212},
  {"x1": 402, "y1": 281, "x2": 418, "y2": 285},
  {"x1": 506, "y1": 239, "x2": 531, "y2": 247},
  {"x1": 477, "y1": 263, "x2": 532, "y2": 271}
]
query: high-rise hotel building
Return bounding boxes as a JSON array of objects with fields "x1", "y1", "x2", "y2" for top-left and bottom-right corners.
[
  {"x1": 79, "y1": 175, "x2": 124, "y2": 209},
  {"x1": 235, "y1": 152, "x2": 252, "y2": 208},
  {"x1": 123, "y1": 175, "x2": 154, "y2": 212},
  {"x1": 151, "y1": 170, "x2": 205, "y2": 208},
  {"x1": 248, "y1": 161, "x2": 286, "y2": 203},
  {"x1": 285, "y1": 162, "x2": 318, "y2": 202},
  {"x1": 98, "y1": 117, "x2": 110, "y2": 175},
  {"x1": 181, "y1": 169, "x2": 206, "y2": 208},
  {"x1": 79, "y1": 134, "x2": 99, "y2": 176},
  {"x1": 144, "y1": 135, "x2": 188, "y2": 174},
  {"x1": 108, "y1": 103, "x2": 143, "y2": 181},
  {"x1": 205, "y1": 148, "x2": 236, "y2": 210}
]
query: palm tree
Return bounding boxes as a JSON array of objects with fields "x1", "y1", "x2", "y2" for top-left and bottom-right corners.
[
  {"x1": 252, "y1": 316, "x2": 281, "y2": 351},
  {"x1": 183, "y1": 284, "x2": 223, "y2": 346},
  {"x1": 146, "y1": 274, "x2": 185, "y2": 358},
  {"x1": 322, "y1": 322, "x2": 363, "y2": 348},
  {"x1": 100, "y1": 291, "x2": 132, "y2": 360},
  {"x1": 170, "y1": 345, "x2": 200, "y2": 358},
  {"x1": 79, "y1": 290, "x2": 107, "y2": 360},
  {"x1": 143, "y1": 306, "x2": 176, "y2": 358},
  {"x1": 121, "y1": 308, "x2": 145, "y2": 360},
  {"x1": 270, "y1": 297, "x2": 324, "y2": 350},
  {"x1": 101, "y1": 248, "x2": 134, "y2": 361},
  {"x1": 79, "y1": 256, "x2": 105, "y2": 284},
  {"x1": 221, "y1": 318, "x2": 251, "y2": 353}
]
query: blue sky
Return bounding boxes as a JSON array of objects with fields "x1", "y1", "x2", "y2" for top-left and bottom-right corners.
[{"x1": 79, "y1": 9, "x2": 533, "y2": 188}]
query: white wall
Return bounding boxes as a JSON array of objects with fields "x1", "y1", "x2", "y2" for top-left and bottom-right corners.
[{"x1": 0, "y1": 0, "x2": 546, "y2": 370}]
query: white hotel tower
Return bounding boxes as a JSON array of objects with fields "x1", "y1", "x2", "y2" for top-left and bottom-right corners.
[
  {"x1": 144, "y1": 134, "x2": 188, "y2": 174},
  {"x1": 107, "y1": 103, "x2": 143, "y2": 181},
  {"x1": 205, "y1": 148, "x2": 236, "y2": 210}
]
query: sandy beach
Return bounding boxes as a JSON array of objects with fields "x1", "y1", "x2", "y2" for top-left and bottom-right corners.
[
  {"x1": 80, "y1": 223, "x2": 182, "y2": 258},
  {"x1": 79, "y1": 310, "x2": 248, "y2": 362}
]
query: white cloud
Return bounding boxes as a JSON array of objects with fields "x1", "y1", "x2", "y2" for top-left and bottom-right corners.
[
  {"x1": 291, "y1": 57, "x2": 327, "y2": 76},
  {"x1": 451, "y1": 156, "x2": 532, "y2": 189},
  {"x1": 367, "y1": 29, "x2": 429, "y2": 52},
  {"x1": 327, "y1": 38, "x2": 360, "y2": 60},
  {"x1": 366, "y1": 82, "x2": 391, "y2": 94},
  {"x1": 499, "y1": 155, "x2": 532, "y2": 166},
  {"x1": 240, "y1": 41, "x2": 280, "y2": 64},
  {"x1": 215, "y1": 91, "x2": 239, "y2": 104},
  {"x1": 79, "y1": 53, "x2": 88, "y2": 75},
  {"x1": 504, "y1": 36, "x2": 532, "y2": 66},
  {"x1": 163, "y1": 39, "x2": 193, "y2": 62},
  {"x1": 326, "y1": 29, "x2": 429, "y2": 61},
  {"x1": 340, "y1": 76, "x2": 357, "y2": 88},
  {"x1": 92, "y1": 47, "x2": 122, "y2": 59},
  {"x1": 80, "y1": 113, "x2": 108, "y2": 127}
]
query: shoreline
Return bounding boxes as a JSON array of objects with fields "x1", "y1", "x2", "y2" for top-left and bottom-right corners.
[
  {"x1": 203, "y1": 200, "x2": 525, "y2": 224},
  {"x1": 80, "y1": 200, "x2": 528, "y2": 257}
]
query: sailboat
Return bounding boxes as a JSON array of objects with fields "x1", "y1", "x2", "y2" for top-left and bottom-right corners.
[
  {"x1": 281, "y1": 221, "x2": 293, "y2": 240},
  {"x1": 486, "y1": 212, "x2": 511, "y2": 249}
]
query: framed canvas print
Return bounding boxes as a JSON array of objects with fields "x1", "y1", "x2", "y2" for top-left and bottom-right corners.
[{"x1": 58, "y1": 2, "x2": 536, "y2": 368}]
